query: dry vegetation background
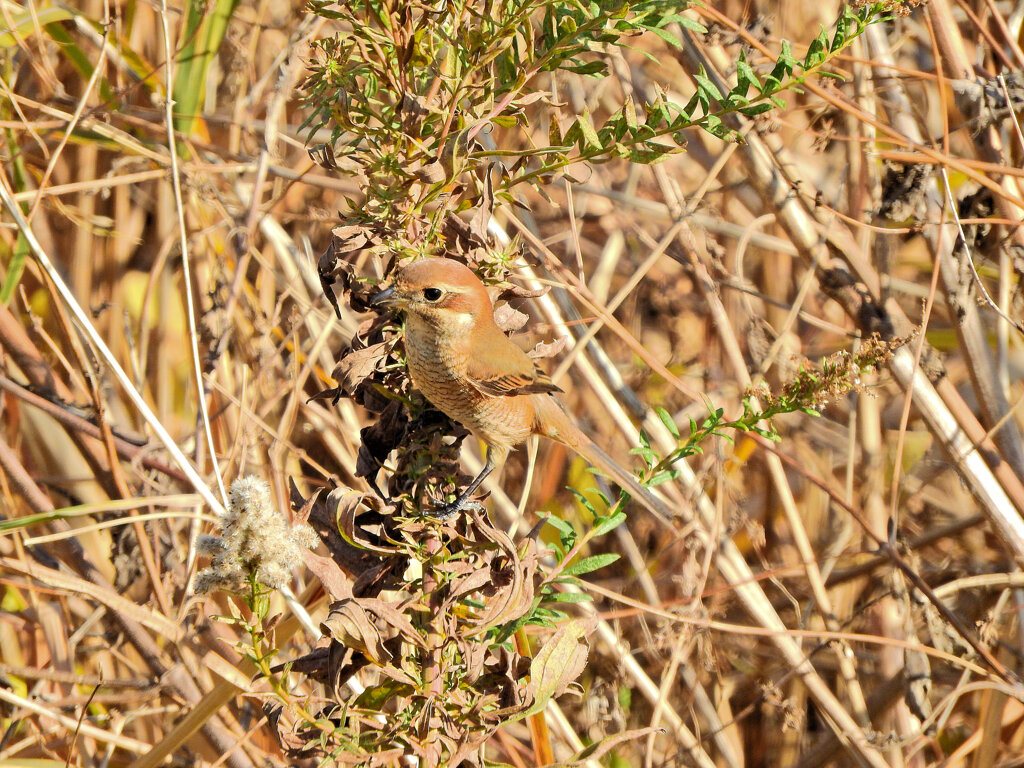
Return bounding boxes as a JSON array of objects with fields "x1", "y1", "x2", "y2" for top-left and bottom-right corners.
[{"x1": 2, "y1": 0, "x2": 1024, "y2": 766}]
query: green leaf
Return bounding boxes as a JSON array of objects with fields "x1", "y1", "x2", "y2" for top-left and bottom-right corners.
[
  {"x1": 490, "y1": 114, "x2": 519, "y2": 127},
  {"x1": 769, "y1": 40, "x2": 797, "y2": 83},
  {"x1": 566, "y1": 60, "x2": 608, "y2": 76},
  {"x1": 592, "y1": 511, "x2": 627, "y2": 537},
  {"x1": 544, "y1": 515, "x2": 578, "y2": 551},
  {"x1": 543, "y1": 591, "x2": 594, "y2": 604},
  {"x1": 656, "y1": 406, "x2": 681, "y2": 439},
  {"x1": 569, "y1": 487, "x2": 598, "y2": 518},
  {"x1": 735, "y1": 53, "x2": 761, "y2": 93},
  {"x1": 804, "y1": 27, "x2": 829, "y2": 69},
  {"x1": 173, "y1": 0, "x2": 243, "y2": 141},
  {"x1": 355, "y1": 679, "x2": 415, "y2": 709},
  {"x1": 676, "y1": 15, "x2": 707, "y2": 33},
  {"x1": 638, "y1": 430, "x2": 651, "y2": 451},
  {"x1": 0, "y1": 7, "x2": 73, "y2": 47},
  {"x1": 647, "y1": 25, "x2": 682, "y2": 49},
  {"x1": 648, "y1": 469, "x2": 679, "y2": 486},
  {"x1": 693, "y1": 69, "x2": 723, "y2": 102},
  {"x1": 562, "y1": 553, "x2": 620, "y2": 576},
  {"x1": 576, "y1": 108, "x2": 602, "y2": 149}
]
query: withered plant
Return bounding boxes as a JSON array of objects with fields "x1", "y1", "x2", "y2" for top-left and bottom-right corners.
[
  {"x1": 7, "y1": 0, "x2": 1024, "y2": 767},
  {"x1": 220, "y1": 0, "x2": 907, "y2": 763}
]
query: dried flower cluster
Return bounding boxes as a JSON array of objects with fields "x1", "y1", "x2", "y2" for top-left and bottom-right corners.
[
  {"x1": 854, "y1": 0, "x2": 922, "y2": 17},
  {"x1": 194, "y1": 476, "x2": 319, "y2": 595},
  {"x1": 754, "y1": 333, "x2": 910, "y2": 413}
]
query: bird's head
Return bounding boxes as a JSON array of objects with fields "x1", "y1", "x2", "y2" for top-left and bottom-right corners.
[{"x1": 369, "y1": 258, "x2": 493, "y2": 330}]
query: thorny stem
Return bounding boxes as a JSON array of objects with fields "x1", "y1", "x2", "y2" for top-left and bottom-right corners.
[{"x1": 422, "y1": 530, "x2": 444, "y2": 701}]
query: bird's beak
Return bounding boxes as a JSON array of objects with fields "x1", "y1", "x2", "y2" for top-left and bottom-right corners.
[{"x1": 369, "y1": 286, "x2": 405, "y2": 308}]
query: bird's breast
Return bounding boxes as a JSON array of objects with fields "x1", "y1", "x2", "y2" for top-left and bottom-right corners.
[{"x1": 403, "y1": 324, "x2": 535, "y2": 453}]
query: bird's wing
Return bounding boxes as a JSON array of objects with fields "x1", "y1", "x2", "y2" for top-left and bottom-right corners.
[
  {"x1": 466, "y1": 328, "x2": 563, "y2": 398},
  {"x1": 467, "y1": 369, "x2": 563, "y2": 397}
]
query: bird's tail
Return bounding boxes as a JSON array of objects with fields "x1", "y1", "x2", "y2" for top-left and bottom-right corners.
[{"x1": 530, "y1": 394, "x2": 676, "y2": 521}]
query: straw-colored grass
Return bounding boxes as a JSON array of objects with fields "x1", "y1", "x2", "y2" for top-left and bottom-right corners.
[{"x1": 1, "y1": 0, "x2": 1023, "y2": 765}]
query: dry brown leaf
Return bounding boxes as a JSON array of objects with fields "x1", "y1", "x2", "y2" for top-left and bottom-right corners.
[
  {"x1": 321, "y1": 600, "x2": 392, "y2": 666},
  {"x1": 492, "y1": 302, "x2": 529, "y2": 333},
  {"x1": 302, "y1": 551, "x2": 353, "y2": 601},
  {"x1": 332, "y1": 340, "x2": 395, "y2": 396},
  {"x1": 528, "y1": 336, "x2": 567, "y2": 359}
]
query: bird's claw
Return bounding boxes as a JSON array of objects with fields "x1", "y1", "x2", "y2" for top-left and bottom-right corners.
[{"x1": 429, "y1": 499, "x2": 485, "y2": 521}]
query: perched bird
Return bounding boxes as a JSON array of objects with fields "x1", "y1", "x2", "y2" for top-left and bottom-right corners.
[{"x1": 370, "y1": 257, "x2": 674, "y2": 520}]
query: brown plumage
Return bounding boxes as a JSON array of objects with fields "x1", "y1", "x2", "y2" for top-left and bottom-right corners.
[{"x1": 370, "y1": 257, "x2": 673, "y2": 520}]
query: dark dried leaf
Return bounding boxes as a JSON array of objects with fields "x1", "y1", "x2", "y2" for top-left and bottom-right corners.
[
  {"x1": 308, "y1": 143, "x2": 339, "y2": 170},
  {"x1": 495, "y1": 282, "x2": 548, "y2": 301},
  {"x1": 319, "y1": 224, "x2": 385, "y2": 316},
  {"x1": 302, "y1": 550, "x2": 354, "y2": 601},
  {"x1": 356, "y1": 399, "x2": 408, "y2": 479},
  {"x1": 446, "y1": 510, "x2": 539, "y2": 630},
  {"x1": 321, "y1": 600, "x2": 392, "y2": 666},
  {"x1": 359, "y1": 597, "x2": 426, "y2": 648},
  {"x1": 289, "y1": 483, "x2": 320, "y2": 525},
  {"x1": 318, "y1": 238, "x2": 345, "y2": 318},
  {"x1": 291, "y1": 479, "x2": 375, "y2": 581},
  {"x1": 337, "y1": 491, "x2": 403, "y2": 555},
  {"x1": 332, "y1": 340, "x2": 394, "y2": 397},
  {"x1": 296, "y1": 481, "x2": 387, "y2": 589},
  {"x1": 265, "y1": 702, "x2": 313, "y2": 755},
  {"x1": 331, "y1": 224, "x2": 371, "y2": 251}
]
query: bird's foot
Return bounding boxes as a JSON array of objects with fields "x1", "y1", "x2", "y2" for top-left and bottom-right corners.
[{"x1": 429, "y1": 498, "x2": 486, "y2": 521}]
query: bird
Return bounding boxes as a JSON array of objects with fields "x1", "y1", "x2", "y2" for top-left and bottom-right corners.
[{"x1": 369, "y1": 257, "x2": 675, "y2": 521}]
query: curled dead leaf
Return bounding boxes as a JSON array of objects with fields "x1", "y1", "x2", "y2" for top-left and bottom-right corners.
[
  {"x1": 356, "y1": 399, "x2": 408, "y2": 479},
  {"x1": 495, "y1": 281, "x2": 548, "y2": 301},
  {"x1": 321, "y1": 599, "x2": 391, "y2": 665},
  {"x1": 528, "y1": 336, "x2": 567, "y2": 359},
  {"x1": 290, "y1": 479, "x2": 378, "y2": 585},
  {"x1": 331, "y1": 340, "x2": 395, "y2": 397},
  {"x1": 413, "y1": 160, "x2": 446, "y2": 184},
  {"x1": 446, "y1": 510, "x2": 538, "y2": 631},
  {"x1": 492, "y1": 303, "x2": 529, "y2": 333}
]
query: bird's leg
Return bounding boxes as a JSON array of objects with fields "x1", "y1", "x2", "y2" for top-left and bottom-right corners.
[{"x1": 430, "y1": 450, "x2": 497, "y2": 520}]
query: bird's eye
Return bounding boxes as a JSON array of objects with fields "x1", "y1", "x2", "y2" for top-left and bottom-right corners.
[{"x1": 423, "y1": 288, "x2": 443, "y2": 302}]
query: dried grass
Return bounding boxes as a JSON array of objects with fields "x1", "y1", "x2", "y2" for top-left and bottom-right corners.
[{"x1": 1, "y1": 0, "x2": 1024, "y2": 765}]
